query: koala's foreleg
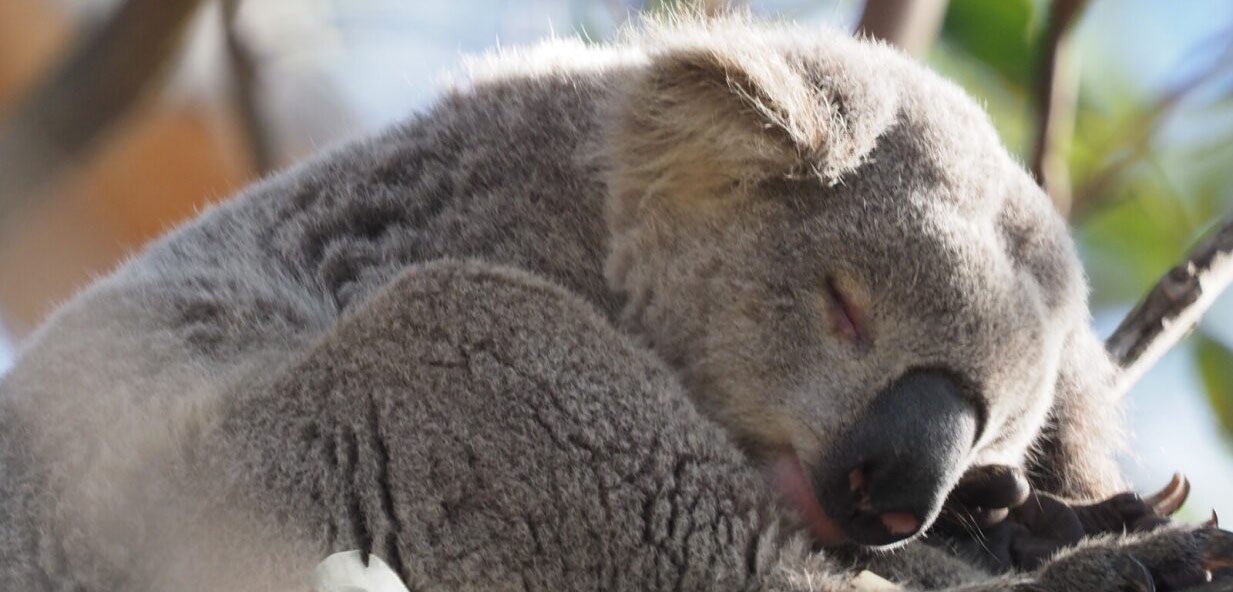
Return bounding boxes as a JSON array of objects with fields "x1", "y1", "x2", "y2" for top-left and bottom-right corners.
[
  {"x1": 1070, "y1": 473, "x2": 1190, "y2": 536},
  {"x1": 196, "y1": 259, "x2": 893, "y2": 592},
  {"x1": 855, "y1": 525, "x2": 1233, "y2": 592},
  {"x1": 933, "y1": 467, "x2": 1196, "y2": 574},
  {"x1": 1022, "y1": 525, "x2": 1233, "y2": 592},
  {"x1": 1028, "y1": 325, "x2": 1129, "y2": 500}
]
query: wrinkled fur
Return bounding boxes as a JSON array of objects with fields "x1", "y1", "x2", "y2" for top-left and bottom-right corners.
[{"x1": 0, "y1": 16, "x2": 1143, "y2": 590}]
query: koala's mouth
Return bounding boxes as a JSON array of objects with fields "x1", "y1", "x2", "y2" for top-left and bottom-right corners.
[
  {"x1": 773, "y1": 369, "x2": 981, "y2": 547},
  {"x1": 769, "y1": 451, "x2": 848, "y2": 546},
  {"x1": 770, "y1": 448, "x2": 929, "y2": 548}
]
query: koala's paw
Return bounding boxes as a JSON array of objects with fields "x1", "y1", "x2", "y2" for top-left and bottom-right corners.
[
  {"x1": 932, "y1": 468, "x2": 1197, "y2": 574},
  {"x1": 1026, "y1": 525, "x2": 1233, "y2": 592},
  {"x1": 1071, "y1": 473, "x2": 1192, "y2": 536}
]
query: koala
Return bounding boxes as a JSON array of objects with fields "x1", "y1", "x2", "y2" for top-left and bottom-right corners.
[{"x1": 0, "y1": 14, "x2": 1226, "y2": 592}]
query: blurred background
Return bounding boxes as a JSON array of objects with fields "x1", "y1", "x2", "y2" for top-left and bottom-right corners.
[{"x1": 0, "y1": 0, "x2": 1231, "y2": 518}]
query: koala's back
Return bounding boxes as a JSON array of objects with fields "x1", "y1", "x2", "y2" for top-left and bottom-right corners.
[
  {"x1": 0, "y1": 43, "x2": 635, "y2": 589},
  {"x1": 146, "y1": 70, "x2": 621, "y2": 330}
]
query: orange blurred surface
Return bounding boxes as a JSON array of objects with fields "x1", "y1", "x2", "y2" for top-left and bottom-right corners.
[{"x1": 0, "y1": 0, "x2": 255, "y2": 338}]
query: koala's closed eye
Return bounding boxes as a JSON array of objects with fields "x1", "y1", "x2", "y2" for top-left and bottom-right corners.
[{"x1": 823, "y1": 275, "x2": 870, "y2": 350}]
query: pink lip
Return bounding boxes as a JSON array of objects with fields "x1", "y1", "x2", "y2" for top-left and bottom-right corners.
[{"x1": 769, "y1": 451, "x2": 848, "y2": 546}]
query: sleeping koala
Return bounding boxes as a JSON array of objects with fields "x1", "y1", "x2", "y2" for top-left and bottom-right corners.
[
  {"x1": 604, "y1": 17, "x2": 1112, "y2": 545},
  {"x1": 0, "y1": 13, "x2": 1226, "y2": 592}
]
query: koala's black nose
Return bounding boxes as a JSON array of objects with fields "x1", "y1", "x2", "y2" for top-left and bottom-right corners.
[{"x1": 816, "y1": 369, "x2": 979, "y2": 547}]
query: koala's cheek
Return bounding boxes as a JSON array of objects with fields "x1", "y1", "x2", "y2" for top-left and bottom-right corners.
[
  {"x1": 705, "y1": 396, "x2": 813, "y2": 458},
  {"x1": 766, "y1": 417, "x2": 830, "y2": 459},
  {"x1": 736, "y1": 410, "x2": 838, "y2": 466},
  {"x1": 778, "y1": 396, "x2": 852, "y2": 452}
]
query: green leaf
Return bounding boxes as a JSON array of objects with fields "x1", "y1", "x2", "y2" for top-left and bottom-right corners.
[
  {"x1": 1195, "y1": 334, "x2": 1233, "y2": 435},
  {"x1": 939, "y1": 0, "x2": 1040, "y2": 89},
  {"x1": 1078, "y1": 177, "x2": 1198, "y2": 303}
]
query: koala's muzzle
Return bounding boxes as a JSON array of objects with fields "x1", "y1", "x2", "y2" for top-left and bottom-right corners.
[{"x1": 816, "y1": 369, "x2": 978, "y2": 546}]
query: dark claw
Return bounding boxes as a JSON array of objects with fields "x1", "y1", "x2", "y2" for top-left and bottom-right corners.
[
  {"x1": 1072, "y1": 479, "x2": 1185, "y2": 536},
  {"x1": 1144, "y1": 473, "x2": 1190, "y2": 517},
  {"x1": 1074, "y1": 492, "x2": 1154, "y2": 535}
]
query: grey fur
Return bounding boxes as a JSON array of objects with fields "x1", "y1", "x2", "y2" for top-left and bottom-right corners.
[{"x1": 0, "y1": 15, "x2": 1188, "y2": 591}]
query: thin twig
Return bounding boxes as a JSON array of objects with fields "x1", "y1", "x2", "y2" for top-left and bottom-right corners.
[
  {"x1": 0, "y1": 0, "x2": 205, "y2": 224},
  {"x1": 1108, "y1": 216, "x2": 1233, "y2": 393},
  {"x1": 1029, "y1": 0, "x2": 1089, "y2": 216},
  {"x1": 854, "y1": 0, "x2": 950, "y2": 57},
  {"x1": 221, "y1": 0, "x2": 275, "y2": 176},
  {"x1": 1071, "y1": 33, "x2": 1233, "y2": 219}
]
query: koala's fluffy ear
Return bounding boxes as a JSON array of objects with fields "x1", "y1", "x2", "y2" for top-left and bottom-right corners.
[
  {"x1": 607, "y1": 36, "x2": 899, "y2": 226},
  {"x1": 1028, "y1": 324, "x2": 1128, "y2": 500}
]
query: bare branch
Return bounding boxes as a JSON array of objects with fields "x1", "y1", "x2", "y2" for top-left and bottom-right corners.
[
  {"x1": 0, "y1": 0, "x2": 205, "y2": 223},
  {"x1": 221, "y1": 0, "x2": 275, "y2": 176},
  {"x1": 1108, "y1": 216, "x2": 1233, "y2": 393},
  {"x1": 855, "y1": 0, "x2": 950, "y2": 57},
  {"x1": 1029, "y1": 0, "x2": 1089, "y2": 216}
]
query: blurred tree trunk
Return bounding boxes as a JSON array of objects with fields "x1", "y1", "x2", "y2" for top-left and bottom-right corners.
[
  {"x1": 0, "y1": 0, "x2": 67, "y2": 107},
  {"x1": 855, "y1": 0, "x2": 949, "y2": 56},
  {"x1": 0, "y1": 0, "x2": 252, "y2": 337},
  {"x1": 0, "y1": 0, "x2": 205, "y2": 224},
  {"x1": 1030, "y1": 0, "x2": 1089, "y2": 216},
  {"x1": 221, "y1": 0, "x2": 275, "y2": 177}
]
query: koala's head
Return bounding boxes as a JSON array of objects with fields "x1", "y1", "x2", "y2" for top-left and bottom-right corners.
[{"x1": 603, "y1": 20, "x2": 1089, "y2": 548}]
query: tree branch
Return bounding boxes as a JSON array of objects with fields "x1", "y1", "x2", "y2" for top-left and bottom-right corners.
[
  {"x1": 1029, "y1": 0, "x2": 1089, "y2": 216},
  {"x1": 855, "y1": 0, "x2": 950, "y2": 57},
  {"x1": 221, "y1": 0, "x2": 275, "y2": 176},
  {"x1": 1108, "y1": 216, "x2": 1233, "y2": 393},
  {"x1": 0, "y1": 0, "x2": 205, "y2": 223}
]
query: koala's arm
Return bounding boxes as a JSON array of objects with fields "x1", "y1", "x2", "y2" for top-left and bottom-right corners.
[
  {"x1": 0, "y1": 201, "x2": 337, "y2": 587},
  {"x1": 1028, "y1": 324, "x2": 1128, "y2": 500},
  {"x1": 182, "y1": 259, "x2": 871, "y2": 591},
  {"x1": 863, "y1": 525, "x2": 1233, "y2": 592}
]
